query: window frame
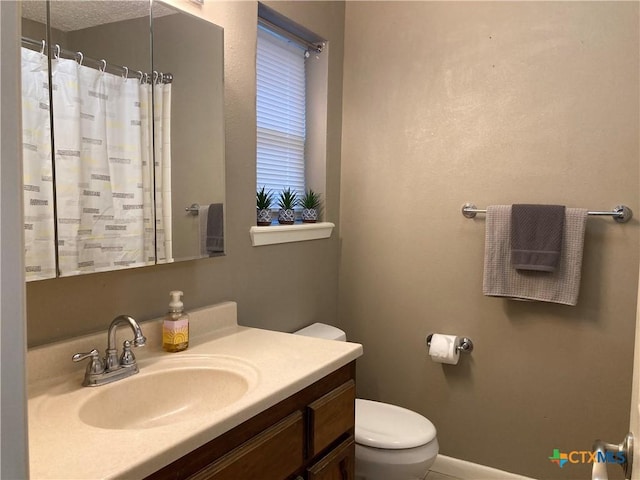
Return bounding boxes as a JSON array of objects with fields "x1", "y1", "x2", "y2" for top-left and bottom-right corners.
[
  {"x1": 252, "y1": 6, "x2": 333, "y2": 245},
  {"x1": 256, "y1": 23, "x2": 308, "y2": 207}
]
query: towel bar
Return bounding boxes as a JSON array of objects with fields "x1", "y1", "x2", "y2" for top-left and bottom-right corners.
[
  {"x1": 185, "y1": 203, "x2": 200, "y2": 216},
  {"x1": 461, "y1": 203, "x2": 633, "y2": 223}
]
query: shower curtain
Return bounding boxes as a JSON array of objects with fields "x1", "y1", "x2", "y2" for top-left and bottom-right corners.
[
  {"x1": 21, "y1": 48, "x2": 56, "y2": 281},
  {"x1": 22, "y1": 48, "x2": 172, "y2": 280},
  {"x1": 53, "y1": 56, "x2": 150, "y2": 275},
  {"x1": 22, "y1": 48, "x2": 173, "y2": 280},
  {"x1": 154, "y1": 79, "x2": 173, "y2": 263},
  {"x1": 140, "y1": 77, "x2": 156, "y2": 265}
]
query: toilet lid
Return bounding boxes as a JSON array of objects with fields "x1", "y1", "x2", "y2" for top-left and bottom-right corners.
[{"x1": 355, "y1": 399, "x2": 437, "y2": 449}]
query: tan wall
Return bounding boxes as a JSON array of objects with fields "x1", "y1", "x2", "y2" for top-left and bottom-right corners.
[
  {"x1": 339, "y1": 2, "x2": 639, "y2": 479},
  {"x1": 21, "y1": 17, "x2": 50, "y2": 43},
  {"x1": 26, "y1": 1, "x2": 345, "y2": 346}
]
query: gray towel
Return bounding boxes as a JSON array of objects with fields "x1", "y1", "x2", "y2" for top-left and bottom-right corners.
[
  {"x1": 199, "y1": 204, "x2": 224, "y2": 256},
  {"x1": 483, "y1": 205, "x2": 588, "y2": 306},
  {"x1": 511, "y1": 204, "x2": 565, "y2": 272},
  {"x1": 206, "y1": 203, "x2": 224, "y2": 255}
]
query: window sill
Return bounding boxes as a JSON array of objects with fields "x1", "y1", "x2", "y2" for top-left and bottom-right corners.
[{"x1": 249, "y1": 222, "x2": 335, "y2": 247}]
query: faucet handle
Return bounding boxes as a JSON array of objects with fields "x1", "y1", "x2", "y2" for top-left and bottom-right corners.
[
  {"x1": 120, "y1": 340, "x2": 136, "y2": 367},
  {"x1": 72, "y1": 349, "x2": 104, "y2": 374}
]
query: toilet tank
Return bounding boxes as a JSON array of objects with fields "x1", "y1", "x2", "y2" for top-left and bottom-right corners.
[{"x1": 293, "y1": 323, "x2": 346, "y2": 341}]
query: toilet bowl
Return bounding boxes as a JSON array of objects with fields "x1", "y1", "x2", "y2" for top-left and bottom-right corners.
[{"x1": 294, "y1": 323, "x2": 439, "y2": 480}]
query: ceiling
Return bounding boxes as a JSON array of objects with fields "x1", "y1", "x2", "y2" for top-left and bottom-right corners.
[{"x1": 21, "y1": 0, "x2": 175, "y2": 32}]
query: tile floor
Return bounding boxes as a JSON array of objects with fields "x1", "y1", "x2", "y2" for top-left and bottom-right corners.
[{"x1": 424, "y1": 471, "x2": 462, "y2": 480}]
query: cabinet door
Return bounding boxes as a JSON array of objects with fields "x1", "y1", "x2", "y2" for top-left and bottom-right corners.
[
  {"x1": 307, "y1": 437, "x2": 355, "y2": 480},
  {"x1": 307, "y1": 380, "x2": 355, "y2": 457},
  {"x1": 189, "y1": 411, "x2": 304, "y2": 480}
]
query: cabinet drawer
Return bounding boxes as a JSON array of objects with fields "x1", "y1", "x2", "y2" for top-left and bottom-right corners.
[
  {"x1": 307, "y1": 437, "x2": 355, "y2": 480},
  {"x1": 189, "y1": 411, "x2": 304, "y2": 480},
  {"x1": 307, "y1": 380, "x2": 355, "y2": 457}
]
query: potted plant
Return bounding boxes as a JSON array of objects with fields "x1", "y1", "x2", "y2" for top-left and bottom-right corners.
[
  {"x1": 277, "y1": 188, "x2": 297, "y2": 225},
  {"x1": 298, "y1": 189, "x2": 322, "y2": 223},
  {"x1": 256, "y1": 186, "x2": 274, "y2": 226}
]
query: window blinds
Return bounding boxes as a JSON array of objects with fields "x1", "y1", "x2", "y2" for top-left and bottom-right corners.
[{"x1": 256, "y1": 25, "x2": 306, "y2": 201}]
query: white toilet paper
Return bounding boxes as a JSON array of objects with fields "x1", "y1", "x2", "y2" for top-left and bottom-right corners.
[{"x1": 428, "y1": 334, "x2": 460, "y2": 365}]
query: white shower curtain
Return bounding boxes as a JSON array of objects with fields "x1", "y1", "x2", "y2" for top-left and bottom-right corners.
[
  {"x1": 21, "y1": 48, "x2": 56, "y2": 281},
  {"x1": 154, "y1": 79, "x2": 173, "y2": 263},
  {"x1": 51, "y1": 57, "x2": 158, "y2": 276},
  {"x1": 140, "y1": 80, "x2": 156, "y2": 264},
  {"x1": 21, "y1": 51, "x2": 172, "y2": 277}
]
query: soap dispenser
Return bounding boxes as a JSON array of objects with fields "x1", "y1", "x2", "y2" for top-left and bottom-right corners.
[{"x1": 163, "y1": 290, "x2": 189, "y2": 352}]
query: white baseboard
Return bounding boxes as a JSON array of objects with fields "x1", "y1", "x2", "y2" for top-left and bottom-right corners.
[{"x1": 431, "y1": 455, "x2": 537, "y2": 480}]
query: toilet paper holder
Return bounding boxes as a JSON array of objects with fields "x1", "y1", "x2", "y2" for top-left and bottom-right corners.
[{"x1": 426, "y1": 334, "x2": 474, "y2": 353}]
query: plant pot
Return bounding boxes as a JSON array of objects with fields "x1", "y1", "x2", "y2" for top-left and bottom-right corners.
[
  {"x1": 278, "y1": 208, "x2": 295, "y2": 225},
  {"x1": 301, "y1": 208, "x2": 318, "y2": 223},
  {"x1": 257, "y1": 208, "x2": 272, "y2": 226}
]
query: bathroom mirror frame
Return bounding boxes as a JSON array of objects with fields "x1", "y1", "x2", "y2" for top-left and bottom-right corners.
[{"x1": 20, "y1": 0, "x2": 225, "y2": 281}]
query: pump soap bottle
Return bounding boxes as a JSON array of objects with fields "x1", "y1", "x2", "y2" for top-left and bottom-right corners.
[{"x1": 163, "y1": 290, "x2": 189, "y2": 352}]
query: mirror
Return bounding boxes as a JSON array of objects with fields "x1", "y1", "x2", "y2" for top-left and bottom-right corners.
[
  {"x1": 21, "y1": 1, "x2": 56, "y2": 280},
  {"x1": 152, "y1": 1, "x2": 225, "y2": 263},
  {"x1": 20, "y1": 0, "x2": 225, "y2": 281}
]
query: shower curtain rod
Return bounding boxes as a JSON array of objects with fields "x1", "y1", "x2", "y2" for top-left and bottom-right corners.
[
  {"x1": 258, "y1": 17, "x2": 323, "y2": 55},
  {"x1": 461, "y1": 203, "x2": 633, "y2": 223},
  {"x1": 21, "y1": 36, "x2": 173, "y2": 84}
]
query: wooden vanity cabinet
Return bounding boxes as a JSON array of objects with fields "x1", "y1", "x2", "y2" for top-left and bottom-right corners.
[
  {"x1": 306, "y1": 437, "x2": 355, "y2": 480},
  {"x1": 146, "y1": 361, "x2": 356, "y2": 480}
]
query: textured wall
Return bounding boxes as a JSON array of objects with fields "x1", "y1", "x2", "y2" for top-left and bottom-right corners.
[
  {"x1": 26, "y1": 1, "x2": 346, "y2": 346},
  {"x1": 339, "y1": 2, "x2": 639, "y2": 479}
]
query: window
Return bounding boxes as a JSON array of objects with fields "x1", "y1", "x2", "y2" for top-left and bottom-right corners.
[
  {"x1": 256, "y1": 23, "x2": 307, "y2": 202},
  {"x1": 251, "y1": 8, "x2": 334, "y2": 245}
]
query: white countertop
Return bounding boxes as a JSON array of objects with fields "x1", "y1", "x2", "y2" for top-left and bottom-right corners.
[{"x1": 27, "y1": 302, "x2": 363, "y2": 479}]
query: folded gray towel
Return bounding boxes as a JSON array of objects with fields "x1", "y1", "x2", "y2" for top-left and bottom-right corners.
[
  {"x1": 511, "y1": 204, "x2": 565, "y2": 272},
  {"x1": 206, "y1": 203, "x2": 224, "y2": 254},
  {"x1": 483, "y1": 205, "x2": 588, "y2": 306}
]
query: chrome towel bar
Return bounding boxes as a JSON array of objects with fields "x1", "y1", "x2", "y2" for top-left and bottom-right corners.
[
  {"x1": 185, "y1": 203, "x2": 200, "y2": 216},
  {"x1": 461, "y1": 203, "x2": 633, "y2": 223}
]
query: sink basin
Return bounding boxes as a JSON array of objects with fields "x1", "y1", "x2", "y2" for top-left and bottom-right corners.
[{"x1": 78, "y1": 355, "x2": 258, "y2": 430}]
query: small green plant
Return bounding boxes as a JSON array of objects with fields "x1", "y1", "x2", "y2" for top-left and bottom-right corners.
[
  {"x1": 256, "y1": 186, "x2": 274, "y2": 210},
  {"x1": 298, "y1": 189, "x2": 322, "y2": 210},
  {"x1": 277, "y1": 188, "x2": 298, "y2": 210}
]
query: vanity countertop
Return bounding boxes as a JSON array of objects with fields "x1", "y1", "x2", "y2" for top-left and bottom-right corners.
[{"x1": 27, "y1": 302, "x2": 363, "y2": 479}]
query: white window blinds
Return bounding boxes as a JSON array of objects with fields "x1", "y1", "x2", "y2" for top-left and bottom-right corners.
[{"x1": 256, "y1": 24, "x2": 306, "y2": 201}]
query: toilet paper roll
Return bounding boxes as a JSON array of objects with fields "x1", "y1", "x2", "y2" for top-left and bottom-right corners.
[{"x1": 428, "y1": 334, "x2": 460, "y2": 365}]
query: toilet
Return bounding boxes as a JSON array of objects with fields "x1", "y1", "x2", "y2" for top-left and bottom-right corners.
[{"x1": 294, "y1": 323, "x2": 439, "y2": 480}]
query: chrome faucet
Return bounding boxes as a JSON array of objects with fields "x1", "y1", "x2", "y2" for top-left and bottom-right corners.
[{"x1": 72, "y1": 315, "x2": 147, "y2": 387}]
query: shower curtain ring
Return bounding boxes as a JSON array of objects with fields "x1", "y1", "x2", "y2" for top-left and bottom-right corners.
[
  {"x1": 75, "y1": 52, "x2": 83, "y2": 66},
  {"x1": 99, "y1": 59, "x2": 107, "y2": 72},
  {"x1": 122, "y1": 66, "x2": 128, "y2": 81},
  {"x1": 40, "y1": 40, "x2": 46, "y2": 55},
  {"x1": 54, "y1": 44, "x2": 60, "y2": 59}
]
